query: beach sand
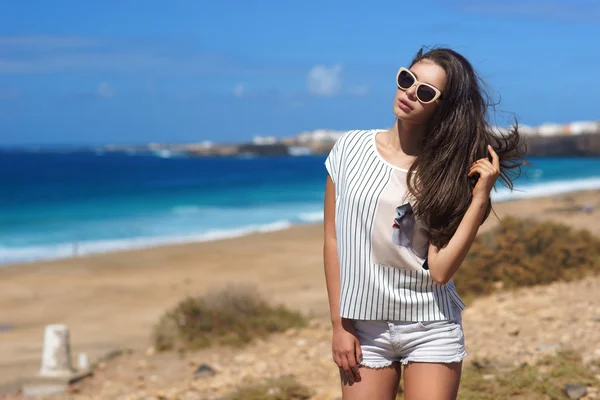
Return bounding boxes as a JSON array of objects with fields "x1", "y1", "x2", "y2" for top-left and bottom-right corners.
[{"x1": 1, "y1": 189, "x2": 599, "y2": 387}]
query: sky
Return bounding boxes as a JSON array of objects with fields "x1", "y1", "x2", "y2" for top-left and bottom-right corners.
[{"x1": 0, "y1": 0, "x2": 599, "y2": 146}]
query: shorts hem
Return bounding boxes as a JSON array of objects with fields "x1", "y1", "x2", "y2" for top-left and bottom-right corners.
[{"x1": 359, "y1": 360, "x2": 395, "y2": 369}]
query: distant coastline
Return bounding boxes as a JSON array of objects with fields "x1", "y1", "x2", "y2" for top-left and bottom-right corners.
[{"x1": 4, "y1": 121, "x2": 600, "y2": 158}]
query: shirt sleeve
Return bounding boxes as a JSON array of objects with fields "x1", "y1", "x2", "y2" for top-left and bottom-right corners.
[{"x1": 324, "y1": 133, "x2": 346, "y2": 186}]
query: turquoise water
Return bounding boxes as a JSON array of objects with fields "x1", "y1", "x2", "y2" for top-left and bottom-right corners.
[{"x1": 1, "y1": 151, "x2": 599, "y2": 265}]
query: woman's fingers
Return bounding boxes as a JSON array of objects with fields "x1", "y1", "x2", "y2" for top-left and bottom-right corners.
[
  {"x1": 354, "y1": 340, "x2": 363, "y2": 380},
  {"x1": 487, "y1": 145, "x2": 500, "y2": 170},
  {"x1": 340, "y1": 354, "x2": 354, "y2": 382},
  {"x1": 470, "y1": 159, "x2": 498, "y2": 177},
  {"x1": 468, "y1": 165, "x2": 492, "y2": 177},
  {"x1": 333, "y1": 352, "x2": 341, "y2": 368}
]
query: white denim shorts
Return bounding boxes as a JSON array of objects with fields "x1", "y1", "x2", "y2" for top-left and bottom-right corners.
[{"x1": 352, "y1": 304, "x2": 466, "y2": 368}]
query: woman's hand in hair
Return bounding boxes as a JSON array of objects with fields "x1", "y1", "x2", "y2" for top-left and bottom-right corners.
[{"x1": 468, "y1": 145, "x2": 500, "y2": 202}]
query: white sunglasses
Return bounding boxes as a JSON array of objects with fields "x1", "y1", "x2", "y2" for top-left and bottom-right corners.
[{"x1": 396, "y1": 67, "x2": 442, "y2": 104}]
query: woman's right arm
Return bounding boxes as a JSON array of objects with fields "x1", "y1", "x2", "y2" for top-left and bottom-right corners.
[
  {"x1": 323, "y1": 176, "x2": 362, "y2": 383},
  {"x1": 323, "y1": 176, "x2": 342, "y2": 328}
]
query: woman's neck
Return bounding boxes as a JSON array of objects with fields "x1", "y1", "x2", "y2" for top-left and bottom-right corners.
[{"x1": 387, "y1": 119, "x2": 424, "y2": 157}]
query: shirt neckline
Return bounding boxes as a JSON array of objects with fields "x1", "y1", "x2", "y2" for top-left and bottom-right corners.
[{"x1": 371, "y1": 129, "x2": 411, "y2": 173}]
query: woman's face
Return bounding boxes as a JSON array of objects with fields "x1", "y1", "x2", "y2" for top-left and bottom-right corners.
[{"x1": 393, "y1": 59, "x2": 447, "y2": 124}]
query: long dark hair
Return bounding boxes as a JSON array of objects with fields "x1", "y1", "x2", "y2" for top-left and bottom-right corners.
[{"x1": 405, "y1": 47, "x2": 527, "y2": 248}]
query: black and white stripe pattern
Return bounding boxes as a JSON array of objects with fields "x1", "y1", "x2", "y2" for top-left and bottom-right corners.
[{"x1": 325, "y1": 129, "x2": 466, "y2": 321}]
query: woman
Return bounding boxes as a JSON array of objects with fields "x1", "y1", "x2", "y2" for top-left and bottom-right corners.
[{"x1": 323, "y1": 47, "x2": 525, "y2": 400}]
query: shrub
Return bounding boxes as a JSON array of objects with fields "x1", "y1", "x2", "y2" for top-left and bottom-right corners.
[
  {"x1": 223, "y1": 376, "x2": 313, "y2": 400},
  {"x1": 393, "y1": 350, "x2": 599, "y2": 399},
  {"x1": 457, "y1": 350, "x2": 599, "y2": 400},
  {"x1": 153, "y1": 284, "x2": 307, "y2": 351},
  {"x1": 454, "y1": 216, "x2": 600, "y2": 300}
]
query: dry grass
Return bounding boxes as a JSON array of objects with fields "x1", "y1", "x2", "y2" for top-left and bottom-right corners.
[
  {"x1": 457, "y1": 350, "x2": 599, "y2": 400},
  {"x1": 221, "y1": 376, "x2": 314, "y2": 400},
  {"x1": 393, "y1": 350, "x2": 599, "y2": 399},
  {"x1": 152, "y1": 284, "x2": 307, "y2": 351},
  {"x1": 455, "y1": 216, "x2": 600, "y2": 303}
]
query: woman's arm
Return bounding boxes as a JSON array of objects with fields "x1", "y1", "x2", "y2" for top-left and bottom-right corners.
[
  {"x1": 323, "y1": 176, "x2": 363, "y2": 384},
  {"x1": 427, "y1": 145, "x2": 500, "y2": 285},
  {"x1": 323, "y1": 176, "x2": 342, "y2": 328}
]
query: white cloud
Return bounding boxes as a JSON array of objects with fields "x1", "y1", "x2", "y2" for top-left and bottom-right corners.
[
  {"x1": 233, "y1": 83, "x2": 245, "y2": 98},
  {"x1": 307, "y1": 64, "x2": 342, "y2": 96},
  {"x1": 97, "y1": 82, "x2": 116, "y2": 98}
]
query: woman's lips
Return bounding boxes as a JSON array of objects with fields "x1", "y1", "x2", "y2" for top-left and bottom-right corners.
[{"x1": 398, "y1": 98, "x2": 413, "y2": 112}]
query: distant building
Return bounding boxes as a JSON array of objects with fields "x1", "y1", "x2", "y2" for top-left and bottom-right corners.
[
  {"x1": 252, "y1": 136, "x2": 278, "y2": 145},
  {"x1": 568, "y1": 121, "x2": 598, "y2": 135},
  {"x1": 297, "y1": 129, "x2": 344, "y2": 144},
  {"x1": 538, "y1": 123, "x2": 563, "y2": 137},
  {"x1": 519, "y1": 125, "x2": 537, "y2": 136}
]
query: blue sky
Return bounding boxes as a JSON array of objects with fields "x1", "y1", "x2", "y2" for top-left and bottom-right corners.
[{"x1": 0, "y1": 0, "x2": 599, "y2": 145}]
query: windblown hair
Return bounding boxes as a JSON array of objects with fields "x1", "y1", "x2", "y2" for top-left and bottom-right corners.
[{"x1": 405, "y1": 47, "x2": 527, "y2": 248}]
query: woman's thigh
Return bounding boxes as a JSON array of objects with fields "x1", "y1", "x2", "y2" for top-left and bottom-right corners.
[
  {"x1": 402, "y1": 361, "x2": 462, "y2": 400},
  {"x1": 340, "y1": 362, "x2": 402, "y2": 400}
]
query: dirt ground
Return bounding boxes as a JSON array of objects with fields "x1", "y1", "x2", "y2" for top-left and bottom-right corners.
[{"x1": 1, "y1": 190, "x2": 599, "y2": 398}]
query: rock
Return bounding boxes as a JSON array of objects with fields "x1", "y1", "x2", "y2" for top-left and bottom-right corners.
[
  {"x1": 493, "y1": 281, "x2": 504, "y2": 290},
  {"x1": 296, "y1": 339, "x2": 308, "y2": 347},
  {"x1": 507, "y1": 326, "x2": 520, "y2": 336},
  {"x1": 284, "y1": 328, "x2": 298, "y2": 337},
  {"x1": 269, "y1": 347, "x2": 282, "y2": 356},
  {"x1": 536, "y1": 344, "x2": 560, "y2": 352},
  {"x1": 181, "y1": 390, "x2": 203, "y2": 400},
  {"x1": 254, "y1": 362, "x2": 268, "y2": 374},
  {"x1": 494, "y1": 293, "x2": 507, "y2": 302},
  {"x1": 194, "y1": 363, "x2": 217, "y2": 379},
  {"x1": 561, "y1": 334, "x2": 572, "y2": 343},
  {"x1": 145, "y1": 346, "x2": 156, "y2": 357},
  {"x1": 482, "y1": 374, "x2": 495, "y2": 380},
  {"x1": 67, "y1": 384, "x2": 81, "y2": 394},
  {"x1": 154, "y1": 390, "x2": 167, "y2": 399},
  {"x1": 233, "y1": 354, "x2": 255, "y2": 363},
  {"x1": 565, "y1": 384, "x2": 587, "y2": 399}
]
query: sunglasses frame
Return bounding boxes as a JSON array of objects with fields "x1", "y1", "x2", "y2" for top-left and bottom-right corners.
[{"x1": 396, "y1": 67, "x2": 442, "y2": 104}]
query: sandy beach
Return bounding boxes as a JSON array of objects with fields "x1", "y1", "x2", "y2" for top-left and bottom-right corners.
[{"x1": 1, "y1": 189, "x2": 600, "y2": 389}]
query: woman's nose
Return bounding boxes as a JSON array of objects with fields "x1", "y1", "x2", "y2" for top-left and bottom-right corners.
[{"x1": 405, "y1": 84, "x2": 418, "y2": 100}]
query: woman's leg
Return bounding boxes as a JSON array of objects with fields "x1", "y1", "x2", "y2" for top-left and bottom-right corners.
[
  {"x1": 340, "y1": 363, "x2": 402, "y2": 400},
  {"x1": 402, "y1": 361, "x2": 462, "y2": 400}
]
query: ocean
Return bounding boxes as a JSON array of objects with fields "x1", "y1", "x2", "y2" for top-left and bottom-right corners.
[{"x1": 1, "y1": 150, "x2": 600, "y2": 265}]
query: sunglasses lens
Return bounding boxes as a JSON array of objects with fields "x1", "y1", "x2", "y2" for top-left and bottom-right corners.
[
  {"x1": 397, "y1": 70, "x2": 414, "y2": 89},
  {"x1": 417, "y1": 85, "x2": 436, "y2": 103}
]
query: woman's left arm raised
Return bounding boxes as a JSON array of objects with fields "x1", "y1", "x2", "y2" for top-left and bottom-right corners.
[{"x1": 427, "y1": 145, "x2": 500, "y2": 285}]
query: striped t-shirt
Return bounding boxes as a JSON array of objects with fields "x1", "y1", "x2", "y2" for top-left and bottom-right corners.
[{"x1": 325, "y1": 129, "x2": 466, "y2": 321}]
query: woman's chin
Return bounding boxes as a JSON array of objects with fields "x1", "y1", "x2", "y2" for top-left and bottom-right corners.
[
  {"x1": 394, "y1": 105, "x2": 411, "y2": 117},
  {"x1": 394, "y1": 109, "x2": 423, "y2": 124}
]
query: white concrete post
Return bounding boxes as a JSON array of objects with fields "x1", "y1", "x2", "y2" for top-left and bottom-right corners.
[{"x1": 39, "y1": 324, "x2": 76, "y2": 377}]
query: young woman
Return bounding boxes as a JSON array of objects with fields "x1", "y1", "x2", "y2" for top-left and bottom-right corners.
[{"x1": 323, "y1": 47, "x2": 525, "y2": 400}]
